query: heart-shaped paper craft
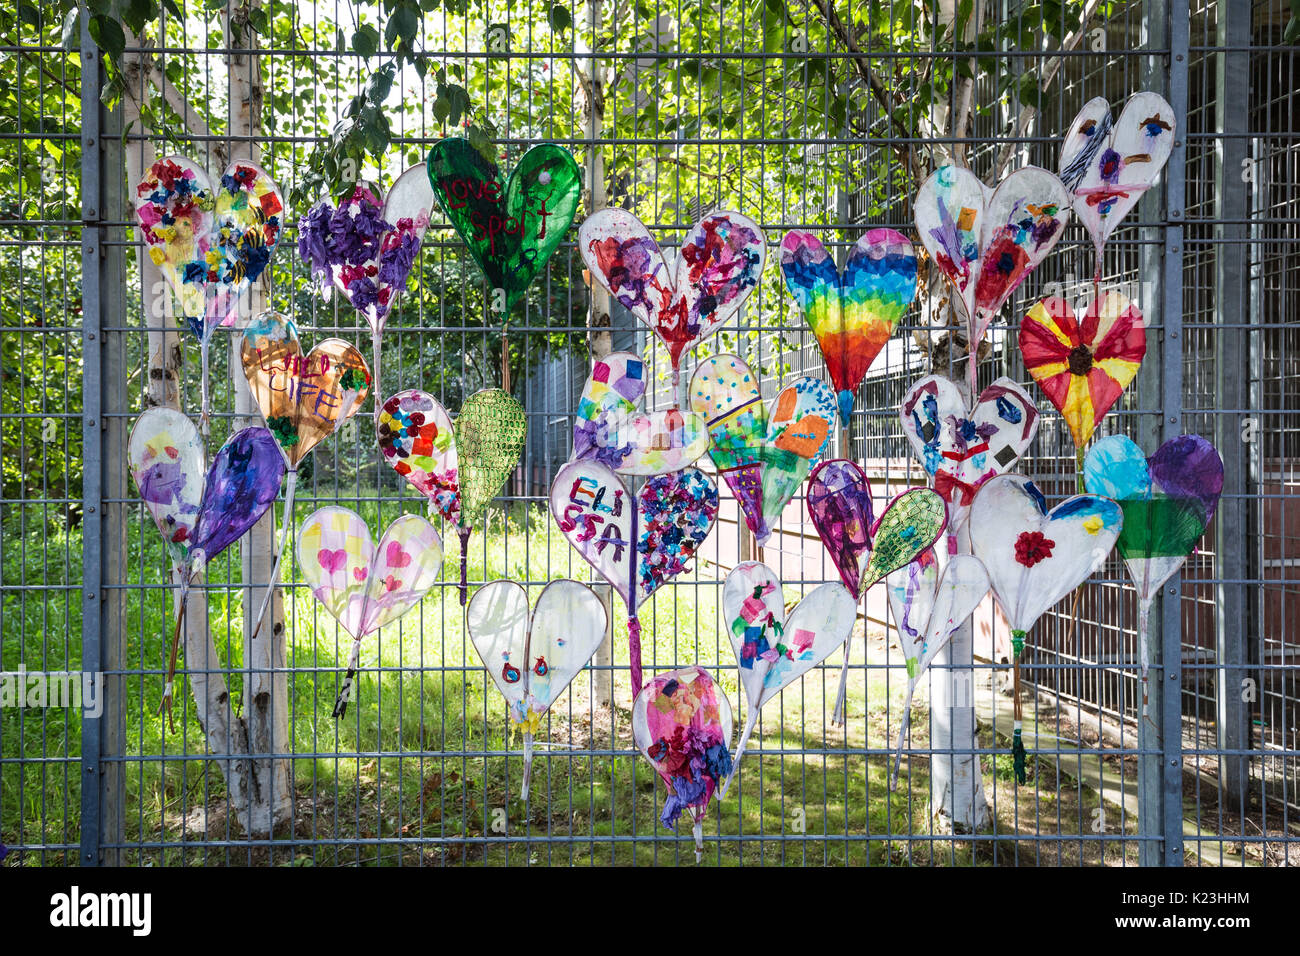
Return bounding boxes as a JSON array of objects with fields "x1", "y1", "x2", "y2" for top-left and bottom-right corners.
[
  {"x1": 779, "y1": 228, "x2": 918, "y2": 425},
  {"x1": 297, "y1": 167, "x2": 434, "y2": 330},
  {"x1": 134, "y1": 155, "x2": 284, "y2": 338},
  {"x1": 129, "y1": 413, "x2": 286, "y2": 726},
  {"x1": 468, "y1": 578, "x2": 608, "y2": 799},
  {"x1": 550, "y1": 460, "x2": 719, "y2": 611},
  {"x1": 885, "y1": 551, "x2": 990, "y2": 788},
  {"x1": 127, "y1": 407, "x2": 207, "y2": 566},
  {"x1": 426, "y1": 139, "x2": 581, "y2": 312},
  {"x1": 299, "y1": 504, "x2": 447, "y2": 647},
  {"x1": 689, "y1": 354, "x2": 836, "y2": 545},
  {"x1": 724, "y1": 562, "x2": 857, "y2": 709},
  {"x1": 811, "y1": 473, "x2": 947, "y2": 726},
  {"x1": 860, "y1": 487, "x2": 949, "y2": 589},
  {"x1": 240, "y1": 311, "x2": 371, "y2": 469},
  {"x1": 900, "y1": 374, "x2": 1040, "y2": 514},
  {"x1": 721, "y1": 561, "x2": 855, "y2": 790},
  {"x1": 571, "y1": 351, "x2": 709, "y2": 474},
  {"x1": 914, "y1": 164, "x2": 1070, "y2": 349},
  {"x1": 1083, "y1": 434, "x2": 1223, "y2": 601},
  {"x1": 969, "y1": 474, "x2": 1123, "y2": 633},
  {"x1": 806, "y1": 459, "x2": 874, "y2": 597},
  {"x1": 631, "y1": 665, "x2": 733, "y2": 854},
  {"x1": 1059, "y1": 92, "x2": 1176, "y2": 263},
  {"x1": 377, "y1": 389, "x2": 459, "y2": 522},
  {"x1": 579, "y1": 209, "x2": 767, "y2": 380},
  {"x1": 451, "y1": 389, "x2": 528, "y2": 528},
  {"x1": 887, "y1": 552, "x2": 990, "y2": 683},
  {"x1": 298, "y1": 506, "x2": 444, "y2": 639},
  {"x1": 129, "y1": 410, "x2": 285, "y2": 568},
  {"x1": 469, "y1": 579, "x2": 607, "y2": 728},
  {"x1": 1020, "y1": 292, "x2": 1146, "y2": 450},
  {"x1": 551, "y1": 460, "x2": 718, "y2": 692},
  {"x1": 299, "y1": 506, "x2": 444, "y2": 717},
  {"x1": 378, "y1": 388, "x2": 526, "y2": 528}
]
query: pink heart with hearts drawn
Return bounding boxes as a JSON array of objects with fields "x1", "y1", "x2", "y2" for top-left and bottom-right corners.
[
  {"x1": 353, "y1": 566, "x2": 368, "y2": 582},
  {"x1": 318, "y1": 548, "x2": 348, "y2": 574},
  {"x1": 384, "y1": 574, "x2": 401, "y2": 593},
  {"x1": 386, "y1": 540, "x2": 412, "y2": 568}
]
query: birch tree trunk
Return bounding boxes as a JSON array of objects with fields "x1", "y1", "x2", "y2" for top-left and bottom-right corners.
[
  {"x1": 578, "y1": 0, "x2": 614, "y2": 708},
  {"x1": 225, "y1": 0, "x2": 292, "y2": 834},
  {"x1": 930, "y1": 526, "x2": 991, "y2": 830},
  {"x1": 120, "y1": 15, "x2": 287, "y2": 835}
]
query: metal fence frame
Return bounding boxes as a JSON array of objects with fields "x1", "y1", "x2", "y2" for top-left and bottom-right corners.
[{"x1": 0, "y1": 0, "x2": 1293, "y2": 867}]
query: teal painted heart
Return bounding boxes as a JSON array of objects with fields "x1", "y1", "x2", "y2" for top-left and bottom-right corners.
[
  {"x1": 426, "y1": 139, "x2": 582, "y2": 312},
  {"x1": 1083, "y1": 434, "x2": 1223, "y2": 600}
]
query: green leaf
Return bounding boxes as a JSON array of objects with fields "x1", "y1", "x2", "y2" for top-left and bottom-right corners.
[
  {"x1": 547, "y1": 4, "x2": 571, "y2": 31},
  {"x1": 466, "y1": 123, "x2": 496, "y2": 164},
  {"x1": 1286, "y1": 1, "x2": 1300, "y2": 44},
  {"x1": 955, "y1": 0, "x2": 974, "y2": 35},
  {"x1": 59, "y1": 7, "x2": 80, "y2": 49},
  {"x1": 121, "y1": 0, "x2": 151, "y2": 34},
  {"x1": 443, "y1": 83, "x2": 470, "y2": 126},
  {"x1": 88, "y1": 14, "x2": 125, "y2": 60},
  {"x1": 385, "y1": 2, "x2": 419, "y2": 48},
  {"x1": 1018, "y1": 71, "x2": 1040, "y2": 107},
  {"x1": 365, "y1": 62, "x2": 397, "y2": 104},
  {"x1": 829, "y1": 92, "x2": 847, "y2": 130},
  {"x1": 364, "y1": 113, "x2": 391, "y2": 154},
  {"x1": 352, "y1": 24, "x2": 379, "y2": 58}
]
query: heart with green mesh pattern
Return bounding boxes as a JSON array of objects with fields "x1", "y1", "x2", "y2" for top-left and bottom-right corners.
[
  {"x1": 452, "y1": 388, "x2": 527, "y2": 528},
  {"x1": 860, "y1": 488, "x2": 948, "y2": 588},
  {"x1": 427, "y1": 138, "x2": 581, "y2": 312}
]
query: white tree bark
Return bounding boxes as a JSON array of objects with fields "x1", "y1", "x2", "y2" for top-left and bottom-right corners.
[
  {"x1": 577, "y1": 0, "x2": 616, "y2": 708},
  {"x1": 120, "y1": 12, "x2": 288, "y2": 834},
  {"x1": 929, "y1": 521, "x2": 991, "y2": 830},
  {"x1": 225, "y1": 0, "x2": 292, "y2": 834}
]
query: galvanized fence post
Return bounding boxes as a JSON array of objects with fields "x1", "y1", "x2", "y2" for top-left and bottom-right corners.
[
  {"x1": 77, "y1": 12, "x2": 105, "y2": 868},
  {"x1": 1212, "y1": 0, "x2": 1255, "y2": 813},
  {"x1": 1158, "y1": 0, "x2": 1191, "y2": 868}
]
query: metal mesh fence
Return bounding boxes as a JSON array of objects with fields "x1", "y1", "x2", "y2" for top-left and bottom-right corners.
[{"x1": 0, "y1": 0, "x2": 1296, "y2": 866}]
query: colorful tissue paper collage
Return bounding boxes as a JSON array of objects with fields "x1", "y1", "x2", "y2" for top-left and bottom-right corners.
[{"x1": 127, "y1": 91, "x2": 1215, "y2": 854}]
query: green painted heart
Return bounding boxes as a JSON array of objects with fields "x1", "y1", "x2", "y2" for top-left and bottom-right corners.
[
  {"x1": 860, "y1": 488, "x2": 948, "y2": 588},
  {"x1": 452, "y1": 388, "x2": 528, "y2": 527},
  {"x1": 427, "y1": 139, "x2": 582, "y2": 312}
]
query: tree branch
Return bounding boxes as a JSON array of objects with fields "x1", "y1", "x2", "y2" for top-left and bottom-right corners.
[
  {"x1": 951, "y1": 72, "x2": 976, "y2": 167},
  {"x1": 807, "y1": 0, "x2": 923, "y2": 184},
  {"x1": 986, "y1": 0, "x2": 1105, "y2": 184},
  {"x1": 120, "y1": 36, "x2": 228, "y2": 172}
]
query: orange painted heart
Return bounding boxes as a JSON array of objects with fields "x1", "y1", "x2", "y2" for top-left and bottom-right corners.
[{"x1": 240, "y1": 310, "x2": 371, "y2": 468}]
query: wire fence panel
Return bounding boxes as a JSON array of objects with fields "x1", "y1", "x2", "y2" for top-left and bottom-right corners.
[{"x1": 0, "y1": 0, "x2": 1296, "y2": 866}]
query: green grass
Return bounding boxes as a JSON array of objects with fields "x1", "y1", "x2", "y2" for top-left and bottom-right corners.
[{"x1": 2, "y1": 500, "x2": 1134, "y2": 866}]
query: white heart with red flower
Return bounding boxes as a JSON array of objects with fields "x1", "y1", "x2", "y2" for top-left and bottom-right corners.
[{"x1": 969, "y1": 474, "x2": 1122, "y2": 632}]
